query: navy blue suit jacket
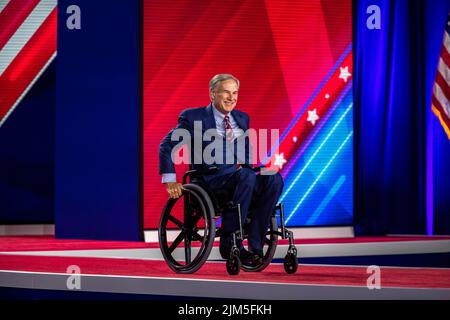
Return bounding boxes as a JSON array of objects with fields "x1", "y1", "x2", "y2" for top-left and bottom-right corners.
[{"x1": 159, "y1": 104, "x2": 251, "y2": 180}]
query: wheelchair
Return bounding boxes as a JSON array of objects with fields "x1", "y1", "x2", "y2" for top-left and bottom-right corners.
[{"x1": 158, "y1": 166, "x2": 298, "y2": 275}]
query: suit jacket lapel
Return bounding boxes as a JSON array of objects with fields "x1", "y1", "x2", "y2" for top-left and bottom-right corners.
[
  {"x1": 203, "y1": 104, "x2": 216, "y2": 131},
  {"x1": 231, "y1": 110, "x2": 248, "y2": 131}
]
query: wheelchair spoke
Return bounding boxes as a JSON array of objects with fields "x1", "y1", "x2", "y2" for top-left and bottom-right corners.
[
  {"x1": 190, "y1": 208, "x2": 205, "y2": 226},
  {"x1": 191, "y1": 231, "x2": 204, "y2": 242},
  {"x1": 168, "y1": 230, "x2": 186, "y2": 254},
  {"x1": 168, "y1": 214, "x2": 183, "y2": 229},
  {"x1": 185, "y1": 238, "x2": 191, "y2": 264}
]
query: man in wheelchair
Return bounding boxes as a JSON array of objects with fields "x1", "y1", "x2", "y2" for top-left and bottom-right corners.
[{"x1": 159, "y1": 74, "x2": 290, "y2": 273}]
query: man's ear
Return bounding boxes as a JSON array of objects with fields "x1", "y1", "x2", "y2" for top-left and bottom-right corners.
[{"x1": 210, "y1": 90, "x2": 215, "y2": 101}]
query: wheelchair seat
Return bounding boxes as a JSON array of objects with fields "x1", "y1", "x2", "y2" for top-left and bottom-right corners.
[{"x1": 190, "y1": 177, "x2": 231, "y2": 214}]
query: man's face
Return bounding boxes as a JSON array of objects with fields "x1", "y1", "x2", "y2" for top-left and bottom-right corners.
[{"x1": 210, "y1": 79, "x2": 239, "y2": 114}]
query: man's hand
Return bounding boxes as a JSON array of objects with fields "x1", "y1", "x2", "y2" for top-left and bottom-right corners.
[{"x1": 166, "y1": 182, "x2": 184, "y2": 199}]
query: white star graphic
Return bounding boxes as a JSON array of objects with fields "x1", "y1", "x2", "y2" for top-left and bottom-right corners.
[
  {"x1": 307, "y1": 109, "x2": 319, "y2": 126},
  {"x1": 339, "y1": 66, "x2": 352, "y2": 83},
  {"x1": 274, "y1": 153, "x2": 287, "y2": 169}
]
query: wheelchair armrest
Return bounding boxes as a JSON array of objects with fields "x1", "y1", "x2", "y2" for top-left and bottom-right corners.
[
  {"x1": 241, "y1": 164, "x2": 266, "y2": 173},
  {"x1": 243, "y1": 164, "x2": 279, "y2": 175},
  {"x1": 201, "y1": 166, "x2": 220, "y2": 175},
  {"x1": 183, "y1": 166, "x2": 219, "y2": 184}
]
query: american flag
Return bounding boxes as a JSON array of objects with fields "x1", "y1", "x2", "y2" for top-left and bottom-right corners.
[
  {"x1": 0, "y1": 0, "x2": 57, "y2": 128},
  {"x1": 432, "y1": 12, "x2": 450, "y2": 140}
]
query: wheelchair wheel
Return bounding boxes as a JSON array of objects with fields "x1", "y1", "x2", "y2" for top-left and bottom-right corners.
[
  {"x1": 159, "y1": 184, "x2": 216, "y2": 274},
  {"x1": 226, "y1": 247, "x2": 241, "y2": 275},
  {"x1": 241, "y1": 214, "x2": 278, "y2": 272},
  {"x1": 283, "y1": 252, "x2": 298, "y2": 274}
]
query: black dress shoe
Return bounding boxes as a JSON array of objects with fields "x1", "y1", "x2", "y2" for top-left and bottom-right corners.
[{"x1": 240, "y1": 249, "x2": 263, "y2": 266}]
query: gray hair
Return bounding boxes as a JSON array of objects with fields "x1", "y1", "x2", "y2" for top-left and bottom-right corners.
[{"x1": 209, "y1": 74, "x2": 240, "y2": 92}]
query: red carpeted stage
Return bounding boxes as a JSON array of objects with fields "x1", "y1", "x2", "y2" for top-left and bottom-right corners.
[{"x1": 1, "y1": 235, "x2": 449, "y2": 299}]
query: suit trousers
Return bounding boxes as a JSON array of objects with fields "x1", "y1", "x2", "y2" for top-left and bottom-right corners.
[{"x1": 207, "y1": 167, "x2": 284, "y2": 253}]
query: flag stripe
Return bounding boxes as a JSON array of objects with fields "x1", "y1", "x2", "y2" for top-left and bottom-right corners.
[
  {"x1": 438, "y1": 57, "x2": 450, "y2": 89},
  {"x1": 0, "y1": 0, "x2": 11, "y2": 13},
  {"x1": 0, "y1": 8, "x2": 57, "y2": 125},
  {"x1": 432, "y1": 92, "x2": 450, "y2": 130},
  {"x1": 444, "y1": 30, "x2": 450, "y2": 55},
  {"x1": 441, "y1": 43, "x2": 450, "y2": 70},
  {"x1": 433, "y1": 82, "x2": 450, "y2": 117},
  {"x1": 0, "y1": 0, "x2": 40, "y2": 51},
  {"x1": 436, "y1": 69, "x2": 450, "y2": 103},
  {"x1": 0, "y1": 0, "x2": 56, "y2": 77}
]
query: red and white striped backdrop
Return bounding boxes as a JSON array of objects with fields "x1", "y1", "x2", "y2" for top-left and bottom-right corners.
[{"x1": 0, "y1": 0, "x2": 57, "y2": 127}]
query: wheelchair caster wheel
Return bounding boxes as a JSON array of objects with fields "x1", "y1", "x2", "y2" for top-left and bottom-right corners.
[
  {"x1": 283, "y1": 253, "x2": 298, "y2": 274},
  {"x1": 226, "y1": 250, "x2": 241, "y2": 275}
]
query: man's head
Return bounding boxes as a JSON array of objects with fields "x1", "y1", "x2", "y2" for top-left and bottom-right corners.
[{"x1": 209, "y1": 74, "x2": 240, "y2": 115}]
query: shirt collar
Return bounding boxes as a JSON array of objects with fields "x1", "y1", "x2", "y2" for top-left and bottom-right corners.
[{"x1": 211, "y1": 103, "x2": 229, "y2": 123}]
